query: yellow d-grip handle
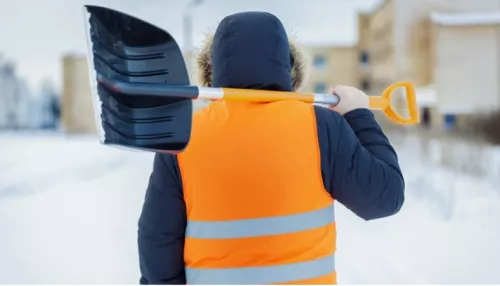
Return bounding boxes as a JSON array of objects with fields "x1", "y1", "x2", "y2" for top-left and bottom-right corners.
[{"x1": 369, "y1": 82, "x2": 420, "y2": 125}]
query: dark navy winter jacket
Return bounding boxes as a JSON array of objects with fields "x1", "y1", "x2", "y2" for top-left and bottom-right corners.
[{"x1": 138, "y1": 11, "x2": 404, "y2": 285}]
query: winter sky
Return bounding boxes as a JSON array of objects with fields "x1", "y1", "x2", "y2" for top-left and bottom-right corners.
[{"x1": 0, "y1": 0, "x2": 381, "y2": 90}]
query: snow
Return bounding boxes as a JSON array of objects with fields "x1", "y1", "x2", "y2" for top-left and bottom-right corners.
[
  {"x1": 1, "y1": 132, "x2": 500, "y2": 284},
  {"x1": 431, "y1": 12, "x2": 500, "y2": 26}
]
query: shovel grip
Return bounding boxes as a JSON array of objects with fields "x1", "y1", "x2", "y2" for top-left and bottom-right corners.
[{"x1": 368, "y1": 82, "x2": 420, "y2": 125}]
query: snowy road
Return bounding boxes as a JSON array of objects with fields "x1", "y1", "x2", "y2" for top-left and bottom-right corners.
[{"x1": 1, "y1": 132, "x2": 500, "y2": 284}]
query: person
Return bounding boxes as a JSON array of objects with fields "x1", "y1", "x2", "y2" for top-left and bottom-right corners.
[{"x1": 138, "y1": 11, "x2": 405, "y2": 285}]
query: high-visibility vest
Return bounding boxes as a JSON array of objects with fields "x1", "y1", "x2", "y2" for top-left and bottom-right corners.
[{"x1": 177, "y1": 100, "x2": 336, "y2": 284}]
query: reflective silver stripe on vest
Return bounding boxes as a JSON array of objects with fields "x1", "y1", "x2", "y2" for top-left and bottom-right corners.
[
  {"x1": 186, "y1": 254, "x2": 335, "y2": 284},
  {"x1": 186, "y1": 203, "x2": 334, "y2": 239}
]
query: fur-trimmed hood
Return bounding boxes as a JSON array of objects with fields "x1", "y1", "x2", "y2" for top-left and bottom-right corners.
[{"x1": 195, "y1": 12, "x2": 308, "y2": 92}]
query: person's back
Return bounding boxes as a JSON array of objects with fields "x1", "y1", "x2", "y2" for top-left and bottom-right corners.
[{"x1": 138, "y1": 11, "x2": 405, "y2": 285}]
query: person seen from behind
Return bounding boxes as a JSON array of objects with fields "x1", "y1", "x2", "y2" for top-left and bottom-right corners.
[{"x1": 138, "y1": 11, "x2": 405, "y2": 285}]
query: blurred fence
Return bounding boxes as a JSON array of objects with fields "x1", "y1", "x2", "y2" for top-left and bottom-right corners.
[{"x1": 390, "y1": 131, "x2": 500, "y2": 183}]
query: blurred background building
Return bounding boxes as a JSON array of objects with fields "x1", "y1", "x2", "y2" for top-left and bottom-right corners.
[
  {"x1": 431, "y1": 11, "x2": 500, "y2": 129},
  {"x1": 61, "y1": 54, "x2": 96, "y2": 134},
  {"x1": 357, "y1": 0, "x2": 500, "y2": 132},
  {"x1": 302, "y1": 44, "x2": 359, "y2": 93}
]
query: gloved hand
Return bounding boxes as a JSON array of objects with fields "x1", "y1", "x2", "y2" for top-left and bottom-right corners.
[{"x1": 329, "y1": 85, "x2": 369, "y2": 115}]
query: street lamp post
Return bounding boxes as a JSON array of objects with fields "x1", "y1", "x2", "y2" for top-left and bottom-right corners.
[{"x1": 183, "y1": 0, "x2": 204, "y2": 80}]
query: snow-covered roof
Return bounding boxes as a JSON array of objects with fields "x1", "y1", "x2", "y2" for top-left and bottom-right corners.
[
  {"x1": 430, "y1": 12, "x2": 500, "y2": 27},
  {"x1": 416, "y1": 86, "x2": 438, "y2": 108},
  {"x1": 357, "y1": 0, "x2": 386, "y2": 16}
]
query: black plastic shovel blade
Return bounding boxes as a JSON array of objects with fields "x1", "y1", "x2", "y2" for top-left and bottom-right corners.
[{"x1": 83, "y1": 5, "x2": 192, "y2": 153}]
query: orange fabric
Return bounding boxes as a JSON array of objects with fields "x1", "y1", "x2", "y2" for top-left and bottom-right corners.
[
  {"x1": 222, "y1": 87, "x2": 315, "y2": 103},
  {"x1": 177, "y1": 100, "x2": 337, "y2": 284}
]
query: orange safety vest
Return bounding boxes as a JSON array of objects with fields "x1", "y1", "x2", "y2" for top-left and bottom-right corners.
[{"x1": 177, "y1": 100, "x2": 337, "y2": 284}]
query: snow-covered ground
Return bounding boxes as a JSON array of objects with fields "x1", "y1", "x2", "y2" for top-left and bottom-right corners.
[{"x1": 1, "y1": 132, "x2": 500, "y2": 284}]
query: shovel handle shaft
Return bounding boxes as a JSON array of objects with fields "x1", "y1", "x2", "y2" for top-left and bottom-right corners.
[
  {"x1": 217, "y1": 88, "x2": 340, "y2": 105},
  {"x1": 97, "y1": 75, "x2": 418, "y2": 125},
  {"x1": 97, "y1": 75, "x2": 199, "y2": 99},
  {"x1": 99, "y1": 75, "x2": 341, "y2": 105},
  {"x1": 204, "y1": 83, "x2": 419, "y2": 125}
]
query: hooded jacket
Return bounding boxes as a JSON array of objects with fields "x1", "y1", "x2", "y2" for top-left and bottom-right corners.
[{"x1": 138, "y1": 11, "x2": 404, "y2": 284}]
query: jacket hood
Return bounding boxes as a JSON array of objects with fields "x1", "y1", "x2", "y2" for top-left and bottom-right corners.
[{"x1": 196, "y1": 11, "x2": 308, "y2": 92}]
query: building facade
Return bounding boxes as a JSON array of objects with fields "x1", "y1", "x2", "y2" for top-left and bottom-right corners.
[
  {"x1": 358, "y1": 0, "x2": 500, "y2": 131},
  {"x1": 361, "y1": 0, "x2": 500, "y2": 90},
  {"x1": 431, "y1": 13, "x2": 500, "y2": 114},
  {"x1": 430, "y1": 12, "x2": 500, "y2": 132},
  {"x1": 301, "y1": 45, "x2": 359, "y2": 94},
  {"x1": 61, "y1": 54, "x2": 96, "y2": 134}
]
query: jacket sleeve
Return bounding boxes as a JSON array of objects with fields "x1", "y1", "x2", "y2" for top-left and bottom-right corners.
[
  {"x1": 138, "y1": 153, "x2": 186, "y2": 284},
  {"x1": 314, "y1": 106, "x2": 405, "y2": 221}
]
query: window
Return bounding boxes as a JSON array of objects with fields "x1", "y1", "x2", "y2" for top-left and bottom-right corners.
[
  {"x1": 313, "y1": 55, "x2": 327, "y2": 70},
  {"x1": 360, "y1": 51, "x2": 369, "y2": 64},
  {"x1": 314, "y1": 83, "x2": 327, "y2": 94}
]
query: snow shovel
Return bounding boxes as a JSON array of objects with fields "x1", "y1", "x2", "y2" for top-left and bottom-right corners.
[{"x1": 83, "y1": 5, "x2": 420, "y2": 153}]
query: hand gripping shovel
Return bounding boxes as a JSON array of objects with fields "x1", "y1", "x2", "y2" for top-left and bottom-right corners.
[{"x1": 83, "y1": 5, "x2": 420, "y2": 153}]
